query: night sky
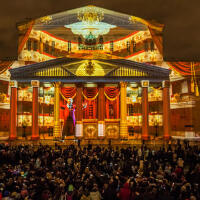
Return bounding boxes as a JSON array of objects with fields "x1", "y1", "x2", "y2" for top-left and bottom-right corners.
[{"x1": 0, "y1": 0, "x2": 199, "y2": 61}]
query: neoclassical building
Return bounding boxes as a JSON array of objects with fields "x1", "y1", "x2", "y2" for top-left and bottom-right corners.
[
  {"x1": 0, "y1": 5, "x2": 199, "y2": 141},
  {"x1": 9, "y1": 58, "x2": 170, "y2": 140}
]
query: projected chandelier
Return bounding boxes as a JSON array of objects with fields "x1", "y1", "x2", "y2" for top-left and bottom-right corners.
[
  {"x1": 65, "y1": 6, "x2": 116, "y2": 38},
  {"x1": 77, "y1": 5, "x2": 104, "y2": 24}
]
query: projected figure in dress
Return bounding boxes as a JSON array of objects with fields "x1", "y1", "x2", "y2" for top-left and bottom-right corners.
[
  {"x1": 62, "y1": 98, "x2": 75, "y2": 137},
  {"x1": 62, "y1": 98, "x2": 87, "y2": 137}
]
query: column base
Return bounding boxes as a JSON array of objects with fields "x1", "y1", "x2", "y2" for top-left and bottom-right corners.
[
  {"x1": 9, "y1": 136, "x2": 17, "y2": 140},
  {"x1": 120, "y1": 122, "x2": 128, "y2": 139},
  {"x1": 163, "y1": 135, "x2": 171, "y2": 140},
  {"x1": 53, "y1": 121, "x2": 62, "y2": 139},
  {"x1": 31, "y1": 136, "x2": 40, "y2": 140},
  {"x1": 98, "y1": 121, "x2": 105, "y2": 137},
  {"x1": 75, "y1": 121, "x2": 83, "y2": 137},
  {"x1": 142, "y1": 135, "x2": 149, "y2": 140}
]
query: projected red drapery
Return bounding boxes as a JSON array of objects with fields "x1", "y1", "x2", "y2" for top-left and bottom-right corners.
[
  {"x1": 104, "y1": 87, "x2": 120, "y2": 119},
  {"x1": 83, "y1": 87, "x2": 98, "y2": 119},
  {"x1": 60, "y1": 87, "x2": 76, "y2": 99},
  {"x1": 60, "y1": 87, "x2": 76, "y2": 121}
]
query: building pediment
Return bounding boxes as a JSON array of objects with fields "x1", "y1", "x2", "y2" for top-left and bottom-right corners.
[{"x1": 10, "y1": 57, "x2": 169, "y2": 82}]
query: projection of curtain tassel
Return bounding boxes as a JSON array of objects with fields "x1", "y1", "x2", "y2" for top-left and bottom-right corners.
[
  {"x1": 195, "y1": 85, "x2": 199, "y2": 97},
  {"x1": 191, "y1": 78, "x2": 194, "y2": 93},
  {"x1": 191, "y1": 62, "x2": 195, "y2": 93},
  {"x1": 191, "y1": 62, "x2": 199, "y2": 96}
]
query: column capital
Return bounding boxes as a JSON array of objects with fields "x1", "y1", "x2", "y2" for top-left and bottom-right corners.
[
  {"x1": 98, "y1": 83, "x2": 105, "y2": 88},
  {"x1": 162, "y1": 80, "x2": 170, "y2": 88},
  {"x1": 54, "y1": 82, "x2": 61, "y2": 88},
  {"x1": 10, "y1": 80, "x2": 18, "y2": 88},
  {"x1": 31, "y1": 80, "x2": 39, "y2": 87},
  {"x1": 120, "y1": 82, "x2": 127, "y2": 88},
  {"x1": 76, "y1": 83, "x2": 83, "y2": 88},
  {"x1": 141, "y1": 80, "x2": 149, "y2": 87}
]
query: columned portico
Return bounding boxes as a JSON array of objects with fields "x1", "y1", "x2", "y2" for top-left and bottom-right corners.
[
  {"x1": 53, "y1": 82, "x2": 61, "y2": 138},
  {"x1": 120, "y1": 82, "x2": 128, "y2": 138},
  {"x1": 141, "y1": 80, "x2": 149, "y2": 140},
  {"x1": 9, "y1": 81, "x2": 17, "y2": 140},
  {"x1": 9, "y1": 57, "x2": 170, "y2": 141}
]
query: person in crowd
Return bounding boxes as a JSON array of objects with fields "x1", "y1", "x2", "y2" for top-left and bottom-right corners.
[{"x1": 0, "y1": 142, "x2": 199, "y2": 200}]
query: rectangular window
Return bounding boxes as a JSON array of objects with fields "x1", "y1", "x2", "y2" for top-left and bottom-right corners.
[
  {"x1": 27, "y1": 39, "x2": 32, "y2": 51},
  {"x1": 132, "y1": 40, "x2": 136, "y2": 52},
  {"x1": 150, "y1": 40, "x2": 154, "y2": 51},
  {"x1": 44, "y1": 42, "x2": 49, "y2": 53},
  {"x1": 52, "y1": 41, "x2": 55, "y2": 54},
  {"x1": 68, "y1": 41, "x2": 71, "y2": 52},
  {"x1": 110, "y1": 41, "x2": 114, "y2": 52},
  {"x1": 144, "y1": 41, "x2": 148, "y2": 51},
  {"x1": 127, "y1": 41, "x2": 130, "y2": 52},
  {"x1": 128, "y1": 104, "x2": 134, "y2": 116},
  {"x1": 33, "y1": 40, "x2": 38, "y2": 51}
]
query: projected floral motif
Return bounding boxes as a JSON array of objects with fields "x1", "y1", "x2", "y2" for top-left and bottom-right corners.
[
  {"x1": 84, "y1": 124, "x2": 97, "y2": 138},
  {"x1": 105, "y1": 124, "x2": 119, "y2": 138}
]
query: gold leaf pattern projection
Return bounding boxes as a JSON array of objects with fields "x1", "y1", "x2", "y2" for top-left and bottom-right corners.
[
  {"x1": 105, "y1": 124, "x2": 119, "y2": 138},
  {"x1": 109, "y1": 66, "x2": 148, "y2": 77},
  {"x1": 83, "y1": 124, "x2": 98, "y2": 138},
  {"x1": 75, "y1": 60, "x2": 105, "y2": 76},
  {"x1": 35, "y1": 67, "x2": 71, "y2": 77},
  {"x1": 34, "y1": 61, "x2": 149, "y2": 77}
]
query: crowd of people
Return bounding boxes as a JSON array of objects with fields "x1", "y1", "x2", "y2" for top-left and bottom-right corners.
[{"x1": 0, "y1": 141, "x2": 199, "y2": 200}]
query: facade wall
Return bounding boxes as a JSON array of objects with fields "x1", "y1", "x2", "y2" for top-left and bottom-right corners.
[
  {"x1": 0, "y1": 108, "x2": 9, "y2": 132},
  {"x1": 171, "y1": 108, "x2": 193, "y2": 132}
]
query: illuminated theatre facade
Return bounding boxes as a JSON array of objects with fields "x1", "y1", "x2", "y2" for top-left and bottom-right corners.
[
  {"x1": 9, "y1": 58, "x2": 170, "y2": 140},
  {"x1": 0, "y1": 6, "x2": 198, "y2": 141}
]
